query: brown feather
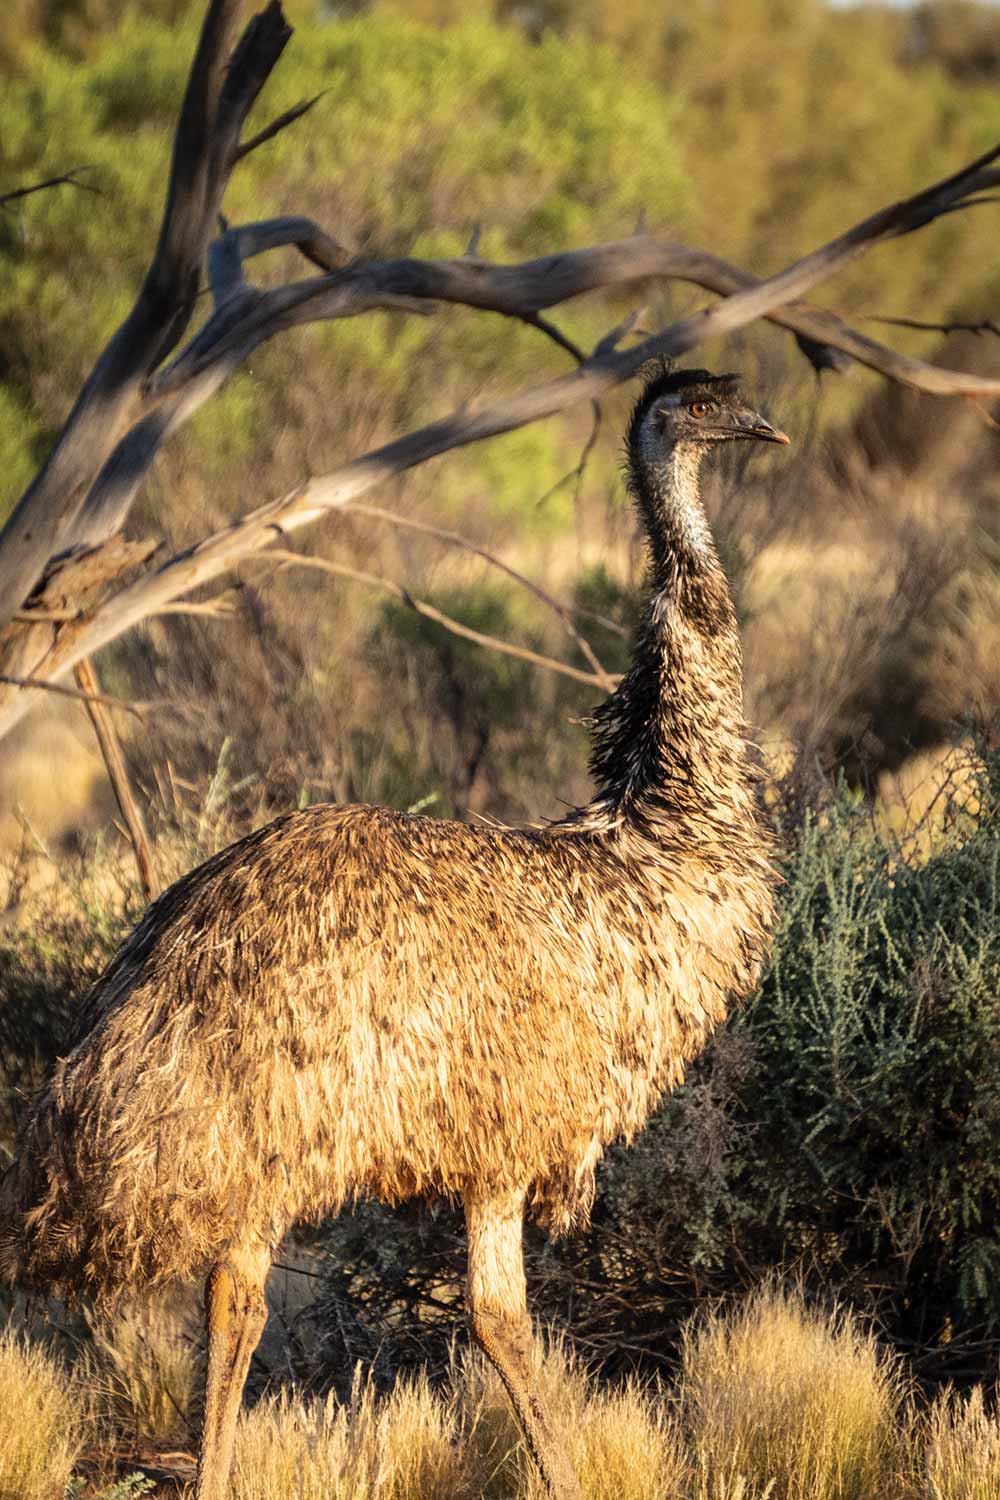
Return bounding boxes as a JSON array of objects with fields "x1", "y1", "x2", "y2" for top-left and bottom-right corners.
[{"x1": 0, "y1": 368, "x2": 779, "y2": 1305}]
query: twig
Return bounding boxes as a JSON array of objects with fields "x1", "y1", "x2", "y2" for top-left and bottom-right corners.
[
  {"x1": 343, "y1": 502, "x2": 618, "y2": 688},
  {"x1": 866, "y1": 314, "x2": 1000, "y2": 338},
  {"x1": 967, "y1": 397, "x2": 1000, "y2": 431},
  {"x1": 520, "y1": 311, "x2": 588, "y2": 364},
  {"x1": 265, "y1": 549, "x2": 612, "y2": 691},
  {"x1": 234, "y1": 91, "x2": 325, "y2": 162},
  {"x1": 73, "y1": 657, "x2": 160, "y2": 902},
  {"x1": 0, "y1": 169, "x2": 99, "y2": 207},
  {"x1": 11, "y1": 606, "x2": 80, "y2": 622},
  {"x1": 0, "y1": 673, "x2": 155, "y2": 719}
]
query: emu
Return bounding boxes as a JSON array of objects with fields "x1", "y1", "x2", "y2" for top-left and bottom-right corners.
[{"x1": 1, "y1": 367, "x2": 788, "y2": 1500}]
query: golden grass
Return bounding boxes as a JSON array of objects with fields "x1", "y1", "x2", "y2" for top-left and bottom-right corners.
[
  {"x1": 0, "y1": 1323, "x2": 84, "y2": 1500},
  {"x1": 679, "y1": 1285, "x2": 905, "y2": 1500},
  {"x1": 82, "y1": 1294, "x2": 199, "y2": 1445},
  {"x1": 459, "y1": 1336, "x2": 688, "y2": 1500},
  {"x1": 4, "y1": 1285, "x2": 1000, "y2": 1498},
  {"x1": 229, "y1": 1374, "x2": 474, "y2": 1500},
  {"x1": 923, "y1": 1383, "x2": 1000, "y2": 1500}
]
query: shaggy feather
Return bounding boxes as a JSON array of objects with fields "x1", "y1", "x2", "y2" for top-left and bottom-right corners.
[{"x1": 0, "y1": 368, "x2": 778, "y2": 1305}]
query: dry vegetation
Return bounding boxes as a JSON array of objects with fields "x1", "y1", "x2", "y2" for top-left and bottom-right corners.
[
  {"x1": 1, "y1": 1286, "x2": 998, "y2": 1498},
  {"x1": 3, "y1": 0, "x2": 1000, "y2": 1494},
  {"x1": 0, "y1": 1323, "x2": 82, "y2": 1500}
]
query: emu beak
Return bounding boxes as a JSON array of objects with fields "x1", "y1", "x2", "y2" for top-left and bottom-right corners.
[{"x1": 736, "y1": 407, "x2": 791, "y2": 445}]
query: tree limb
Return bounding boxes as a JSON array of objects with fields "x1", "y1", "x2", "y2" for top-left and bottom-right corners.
[
  {"x1": 5, "y1": 149, "x2": 1000, "y2": 617},
  {"x1": 264, "y1": 550, "x2": 610, "y2": 690},
  {"x1": 0, "y1": 0, "x2": 292, "y2": 635}
]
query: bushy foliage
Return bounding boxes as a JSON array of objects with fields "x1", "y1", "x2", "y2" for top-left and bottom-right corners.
[
  {"x1": 572, "y1": 761, "x2": 1000, "y2": 1378},
  {"x1": 0, "y1": 8, "x2": 686, "y2": 530},
  {"x1": 311, "y1": 754, "x2": 1000, "y2": 1389}
]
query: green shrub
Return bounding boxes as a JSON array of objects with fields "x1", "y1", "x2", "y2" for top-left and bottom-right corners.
[{"x1": 311, "y1": 751, "x2": 1000, "y2": 1389}]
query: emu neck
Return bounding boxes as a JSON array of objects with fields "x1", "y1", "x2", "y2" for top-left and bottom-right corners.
[{"x1": 586, "y1": 441, "x2": 752, "y2": 843}]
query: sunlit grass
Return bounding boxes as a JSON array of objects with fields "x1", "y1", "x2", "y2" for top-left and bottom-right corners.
[
  {"x1": 229, "y1": 1374, "x2": 474, "y2": 1500},
  {"x1": 0, "y1": 1323, "x2": 83, "y2": 1500},
  {"x1": 678, "y1": 1285, "x2": 905, "y2": 1500},
  {"x1": 923, "y1": 1382, "x2": 1000, "y2": 1500},
  {"x1": 3, "y1": 1285, "x2": 1000, "y2": 1497},
  {"x1": 459, "y1": 1335, "x2": 688, "y2": 1500}
]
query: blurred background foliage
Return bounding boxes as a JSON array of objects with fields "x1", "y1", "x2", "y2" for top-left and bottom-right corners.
[
  {"x1": 3, "y1": 0, "x2": 1000, "y2": 1409},
  {"x1": 0, "y1": 1, "x2": 999, "y2": 837}
]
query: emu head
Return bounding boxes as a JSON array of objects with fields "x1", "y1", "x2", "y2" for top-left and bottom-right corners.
[{"x1": 627, "y1": 367, "x2": 790, "y2": 457}]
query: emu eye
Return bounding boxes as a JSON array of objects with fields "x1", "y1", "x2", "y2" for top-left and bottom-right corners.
[{"x1": 689, "y1": 400, "x2": 714, "y2": 418}]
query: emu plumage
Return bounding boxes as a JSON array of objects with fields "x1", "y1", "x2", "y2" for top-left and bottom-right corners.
[{"x1": 1, "y1": 367, "x2": 787, "y2": 1500}]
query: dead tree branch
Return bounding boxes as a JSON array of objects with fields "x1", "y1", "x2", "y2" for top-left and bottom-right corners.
[
  {"x1": 73, "y1": 657, "x2": 160, "y2": 901},
  {"x1": 0, "y1": 0, "x2": 997, "y2": 741},
  {"x1": 0, "y1": 674, "x2": 154, "y2": 720},
  {"x1": 3, "y1": 132, "x2": 999, "y2": 739},
  {"x1": 265, "y1": 551, "x2": 610, "y2": 690},
  {"x1": 867, "y1": 314, "x2": 1000, "y2": 338}
]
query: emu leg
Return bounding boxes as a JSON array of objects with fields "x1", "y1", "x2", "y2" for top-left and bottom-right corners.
[
  {"x1": 465, "y1": 1189, "x2": 583, "y2": 1500},
  {"x1": 195, "y1": 1244, "x2": 270, "y2": 1500}
]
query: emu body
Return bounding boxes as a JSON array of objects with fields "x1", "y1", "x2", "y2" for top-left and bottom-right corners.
[
  {"x1": 1, "y1": 368, "x2": 787, "y2": 1500},
  {"x1": 5, "y1": 806, "x2": 764, "y2": 1292}
]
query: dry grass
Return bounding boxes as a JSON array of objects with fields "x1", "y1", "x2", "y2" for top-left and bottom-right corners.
[
  {"x1": 230, "y1": 1374, "x2": 474, "y2": 1500},
  {"x1": 0, "y1": 1323, "x2": 84, "y2": 1500},
  {"x1": 923, "y1": 1382, "x2": 1000, "y2": 1500},
  {"x1": 679, "y1": 1285, "x2": 906, "y2": 1500},
  {"x1": 229, "y1": 1337, "x2": 688, "y2": 1500},
  {"x1": 460, "y1": 1336, "x2": 688, "y2": 1500},
  {"x1": 4, "y1": 1285, "x2": 1000, "y2": 1498},
  {"x1": 82, "y1": 1294, "x2": 199, "y2": 1446}
]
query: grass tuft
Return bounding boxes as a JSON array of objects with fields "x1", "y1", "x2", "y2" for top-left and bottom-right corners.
[
  {"x1": 679, "y1": 1285, "x2": 904, "y2": 1500},
  {"x1": 230, "y1": 1372, "x2": 473, "y2": 1500},
  {"x1": 459, "y1": 1335, "x2": 688, "y2": 1500},
  {"x1": 229, "y1": 1388, "x2": 360, "y2": 1499},
  {"x1": 82, "y1": 1295, "x2": 198, "y2": 1445},
  {"x1": 923, "y1": 1382, "x2": 1000, "y2": 1500},
  {"x1": 0, "y1": 1323, "x2": 83, "y2": 1500}
]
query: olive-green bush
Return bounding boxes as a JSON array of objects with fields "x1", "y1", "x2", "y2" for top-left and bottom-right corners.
[{"x1": 313, "y1": 753, "x2": 1000, "y2": 1389}]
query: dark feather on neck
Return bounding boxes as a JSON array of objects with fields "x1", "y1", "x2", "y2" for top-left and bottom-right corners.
[{"x1": 584, "y1": 373, "x2": 749, "y2": 838}]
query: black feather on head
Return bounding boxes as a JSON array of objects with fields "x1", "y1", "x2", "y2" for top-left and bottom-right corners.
[{"x1": 626, "y1": 367, "x2": 742, "y2": 453}]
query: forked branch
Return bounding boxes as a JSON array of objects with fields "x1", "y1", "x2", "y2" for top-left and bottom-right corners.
[
  {"x1": 0, "y1": 0, "x2": 292, "y2": 634},
  {"x1": 0, "y1": 0, "x2": 998, "y2": 743}
]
